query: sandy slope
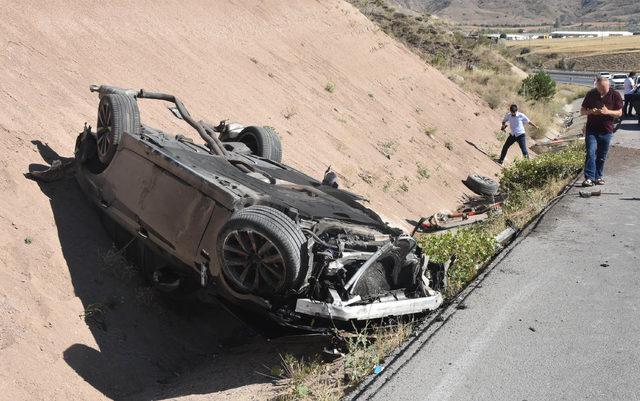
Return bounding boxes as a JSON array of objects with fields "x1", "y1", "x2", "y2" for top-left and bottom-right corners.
[{"x1": 0, "y1": 1, "x2": 507, "y2": 400}]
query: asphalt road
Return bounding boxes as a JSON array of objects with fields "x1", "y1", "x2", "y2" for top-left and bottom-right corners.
[{"x1": 353, "y1": 119, "x2": 640, "y2": 401}]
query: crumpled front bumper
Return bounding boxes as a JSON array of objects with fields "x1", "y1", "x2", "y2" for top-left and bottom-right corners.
[{"x1": 294, "y1": 291, "x2": 443, "y2": 321}]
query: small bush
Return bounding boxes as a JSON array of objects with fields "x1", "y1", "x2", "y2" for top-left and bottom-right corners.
[
  {"x1": 377, "y1": 140, "x2": 399, "y2": 157},
  {"x1": 418, "y1": 227, "x2": 496, "y2": 295},
  {"x1": 325, "y1": 82, "x2": 335, "y2": 93},
  {"x1": 519, "y1": 71, "x2": 556, "y2": 101},
  {"x1": 500, "y1": 144, "x2": 583, "y2": 192},
  {"x1": 358, "y1": 171, "x2": 375, "y2": 185},
  {"x1": 344, "y1": 323, "x2": 411, "y2": 384},
  {"x1": 444, "y1": 141, "x2": 453, "y2": 150},
  {"x1": 416, "y1": 163, "x2": 431, "y2": 179},
  {"x1": 424, "y1": 127, "x2": 437, "y2": 137}
]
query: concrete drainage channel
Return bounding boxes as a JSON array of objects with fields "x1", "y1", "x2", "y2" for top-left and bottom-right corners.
[{"x1": 345, "y1": 175, "x2": 579, "y2": 400}]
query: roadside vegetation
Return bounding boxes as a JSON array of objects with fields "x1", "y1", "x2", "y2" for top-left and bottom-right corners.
[{"x1": 419, "y1": 143, "x2": 583, "y2": 297}]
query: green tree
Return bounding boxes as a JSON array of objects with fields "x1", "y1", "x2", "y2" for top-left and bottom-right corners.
[{"x1": 518, "y1": 71, "x2": 556, "y2": 101}]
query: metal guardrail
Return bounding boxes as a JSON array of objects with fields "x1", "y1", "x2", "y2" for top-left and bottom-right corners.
[{"x1": 542, "y1": 69, "x2": 597, "y2": 77}]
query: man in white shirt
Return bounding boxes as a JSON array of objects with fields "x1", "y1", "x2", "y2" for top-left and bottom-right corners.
[
  {"x1": 497, "y1": 104, "x2": 538, "y2": 165},
  {"x1": 623, "y1": 72, "x2": 637, "y2": 117}
]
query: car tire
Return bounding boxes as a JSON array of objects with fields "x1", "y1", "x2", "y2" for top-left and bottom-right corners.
[
  {"x1": 465, "y1": 174, "x2": 499, "y2": 196},
  {"x1": 237, "y1": 126, "x2": 282, "y2": 162},
  {"x1": 96, "y1": 93, "x2": 140, "y2": 166},
  {"x1": 217, "y1": 206, "x2": 306, "y2": 298}
]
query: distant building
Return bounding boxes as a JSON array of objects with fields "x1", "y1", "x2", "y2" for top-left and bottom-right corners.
[
  {"x1": 480, "y1": 33, "x2": 541, "y2": 41},
  {"x1": 550, "y1": 30, "x2": 634, "y2": 38}
]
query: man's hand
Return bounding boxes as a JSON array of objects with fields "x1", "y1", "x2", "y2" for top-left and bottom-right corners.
[
  {"x1": 580, "y1": 107, "x2": 593, "y2": 116},
  {"x1": 501, "y1": 123, "x2": 507, "y2": 132},
  {"x1": 528, "y1": 121, "x2": 539, "y2": 129},
  {"x1": 600, "y1": 105, "x2": 623, "y2": 117}
]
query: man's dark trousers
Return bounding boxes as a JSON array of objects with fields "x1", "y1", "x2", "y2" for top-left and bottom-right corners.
[{"x1": 498, "y1": 134, "x2": 528, "y2": 163}]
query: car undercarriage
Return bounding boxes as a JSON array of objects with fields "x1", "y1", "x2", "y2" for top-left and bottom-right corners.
[{"x1": 71, "y1": 84, "x2": 444, "y2": 331}]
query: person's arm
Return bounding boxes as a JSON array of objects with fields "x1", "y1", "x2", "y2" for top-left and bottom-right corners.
[
  {"x1": 520, "y1": 113, "x2": 537, "y2": 129},
  {"x1": 500, "y1": 114, "x2": 508, "y2": 131},
  {"x1": 601, "y1": 93, "x2": 624, "y2": 118},
  {"x1": 580, "y1": 94, "x2": 598, "y2": 116},
  {"x1": 600, "y1": 105, "x2": 623, "y2": 118},
  {"x1": 580, "y1": 107, "x2": 599, "y2": 116}
]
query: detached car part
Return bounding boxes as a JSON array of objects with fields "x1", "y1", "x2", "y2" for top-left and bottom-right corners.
[
  {"x1": 74, "y1": 84, "x2": 443, "y2": 330},
  {"x1": 464, "y1": 174, "x2": 499, "y2": 196}
]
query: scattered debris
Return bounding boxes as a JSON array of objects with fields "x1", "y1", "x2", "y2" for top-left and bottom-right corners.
[
  {"x1": 579, "y1": 190, "x2": 622, "y2": 198},
  {"x1": 25, "y1": 158, "x2": 75, "y2": 182},
  {"x1": 412, "y1": 200, "x2": 503, "y2": 234},
  {"x1": 464, "y1": 174, "x2": 499, "y2": 196},
  {"x1": 322, "y1": 166, "x2": 339, "y2": 188}
]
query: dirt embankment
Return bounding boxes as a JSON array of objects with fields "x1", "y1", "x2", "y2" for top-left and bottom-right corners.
[{"x1": 0, "y1": 1, "x2": 504, "y2": 400}]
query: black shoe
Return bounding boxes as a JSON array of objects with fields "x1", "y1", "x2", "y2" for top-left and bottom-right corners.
[{"x1": 582, "y1": 179, "x2": 594, "y2": 187}]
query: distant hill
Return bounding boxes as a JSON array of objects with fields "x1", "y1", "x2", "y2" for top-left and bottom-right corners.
[{"x1": 394, "y1": 0, "x2": 640, "y2": 27}]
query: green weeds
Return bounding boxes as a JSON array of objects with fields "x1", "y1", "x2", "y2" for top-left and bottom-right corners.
[{"x1": 418, "y1": 227, "x2": 496, "y2": 296}]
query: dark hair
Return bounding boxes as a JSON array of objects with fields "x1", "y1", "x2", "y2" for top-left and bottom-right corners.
[
  {"x1": 509, "y1": 104, "x2": 518, "y2": 113},
  {"x1": 630, "y1": 72, "x2": 637, "y2": 77}
]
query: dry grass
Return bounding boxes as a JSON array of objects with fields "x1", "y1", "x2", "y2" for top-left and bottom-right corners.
[
  {"x1": 100, "y1": 246, "x2": 138, "y2": 282},
  {"x1": 507, "y1": 36, "x2": 640, "y2": 70},
  {"x1": 555, "y1": 83, "x2": 590, "y2": 104},
  {"x1": 451, "y1": 66, "x2": 584, "y2": 140},
  {"x1": 275, "y1": 355, "x2": 343, "y2": 401},
  {"x1": 276, "y1": 323, "x2": 413, "y2": 401},
  {"x1": 451, "y1": 66, "x2": 522, "y2": 110},
  {"x1": 505, "y1": 36, "x2": 640, "y2": 57},
  {"x1": 524, "y1": 102, "x2": 560, "y2": 139}
]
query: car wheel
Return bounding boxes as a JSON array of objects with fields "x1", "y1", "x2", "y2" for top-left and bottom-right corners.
[
  {"x1": 465, "y1": 174, "x2": 499, "y2": 196},
  {"x1": 217, "y1": 206, "x2": 306, "y2": 298},
  {"x1": 96, "y1": 93, "x2": 140, "y2": 165},
  {"x1": 237, "y1": 126, "x2": 282, "y2": 162}
]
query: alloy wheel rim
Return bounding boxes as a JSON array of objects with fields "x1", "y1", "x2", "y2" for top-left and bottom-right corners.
[
  {"x1": 222, "y1": 230, "x2": 286, "y2": 294},
  {"x1": 96, "y1": 101, "x2": 113, "y2": 159}
]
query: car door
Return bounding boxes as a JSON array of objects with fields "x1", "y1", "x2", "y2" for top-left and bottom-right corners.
[{"x1": 102, "y1": 146, "x2": 216, "y2": 265}]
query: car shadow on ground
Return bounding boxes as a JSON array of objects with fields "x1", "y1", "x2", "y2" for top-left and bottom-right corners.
[{"x1": 28, "y1": 141, "x2": 283, "y2": 400}]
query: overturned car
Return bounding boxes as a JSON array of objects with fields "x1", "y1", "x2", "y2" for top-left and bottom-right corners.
[{"x1": 74, "y1": 85, "x2": 443, "y2": 330}]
